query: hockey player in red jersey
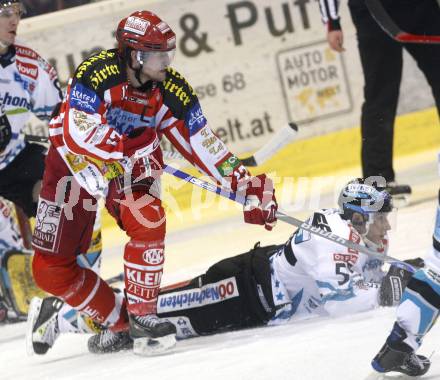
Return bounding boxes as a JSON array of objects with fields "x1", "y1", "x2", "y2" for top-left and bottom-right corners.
[{"x1": 29, "y1": 10, "x2": 278, "y2": 356}]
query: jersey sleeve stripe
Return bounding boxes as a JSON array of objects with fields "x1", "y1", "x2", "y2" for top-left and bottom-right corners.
[
  {"x1": 168, "y1": 127, "x2": 192, "y2": 155},
  {"x1": 159, "y1": 116, "x2": 178, "y2": 131},
  {"x1": 155, "y1": 104, "x2": 169, "y2": 127}
]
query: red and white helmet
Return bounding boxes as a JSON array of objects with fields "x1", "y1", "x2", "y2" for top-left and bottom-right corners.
[{"x1": 116, "y1": 11, "x2": 176, "y2": 54}]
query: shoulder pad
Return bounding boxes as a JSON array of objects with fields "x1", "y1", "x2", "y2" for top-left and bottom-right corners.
[
  {"x1": 74, "y1": 50, "x2": 124, "y2": 92},
  {"x1": 161, "y1": 67, "x2": 198, "y2": 119}
]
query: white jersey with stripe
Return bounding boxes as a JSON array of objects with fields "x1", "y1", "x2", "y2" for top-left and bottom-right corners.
[
  {"x1": 0, "y1": 41, "x2": 62, "y2": 170},
  {"x1": 269, "y1": 208, "x2": 387, "y2": 324}
]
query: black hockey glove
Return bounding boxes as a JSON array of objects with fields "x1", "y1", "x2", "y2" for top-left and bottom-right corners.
[
  {"x1": 379, "y1": 266, "x2": 413, "y2": 307},
  {"x1": 403, "y1": 257, "x2": 424, "y2": 270},
  {"x1": 0, "y1": 111, "x2": 12, "y2": 152}
]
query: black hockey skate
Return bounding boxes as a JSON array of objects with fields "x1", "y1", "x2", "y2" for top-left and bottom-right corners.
[
  {"x1": 371, "y1": 343, "x2": 430, "y2": 377},
  {"x1": 129, "y1": 314, "x2": 176, "y2": 356},
  {"x1": 386, "y1": 182, "x2": 412, "y2": 207},
  {"x1": 26, "y1": 296, "x2": 63, "y2": 355},
  {"x1": 88, "y1": 329, "x2": 133, "y2": 354}
]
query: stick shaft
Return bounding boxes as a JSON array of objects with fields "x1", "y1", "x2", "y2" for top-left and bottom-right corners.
[
  {"x1": 163, "y1": 164, "x2": 415, "y2": 273},
  {"x1": 366, "y1": 0, "x2": 440, "y2": 44}
]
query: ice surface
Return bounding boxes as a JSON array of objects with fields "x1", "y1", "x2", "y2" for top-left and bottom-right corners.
[{"x1": 2, "y1": 152, "x2": 440, "y2": 380}]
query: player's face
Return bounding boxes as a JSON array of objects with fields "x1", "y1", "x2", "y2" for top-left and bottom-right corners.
[
  {"x1": 0, "y1": 4, "x2": 23, "y2": 48},
  {"x1": 138, "y1": 50, "x2": 175, "y2": 81},
  {"x1": 365, "y1": 212, "x2": 391, "y2": 245}
]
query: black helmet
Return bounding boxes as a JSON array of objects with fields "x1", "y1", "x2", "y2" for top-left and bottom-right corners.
[{"x1": 338, "y1": 178, "x2": 392, "y2": 221}]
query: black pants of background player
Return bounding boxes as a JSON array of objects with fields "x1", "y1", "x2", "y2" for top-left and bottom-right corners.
[
  {"x1": 0, "y1": 143, "x2": 46, "y2": 217},
  {"x1": 157, "y1": 244, "x2": 281, "y2": 336},
  {"x1": 348, "y1": 0, "x2": 440, "y2": 182}
]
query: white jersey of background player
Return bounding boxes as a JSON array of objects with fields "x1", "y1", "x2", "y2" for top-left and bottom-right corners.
[
  {"x1": 269, "y1": 180, "x2": 393, "y2": 325},
  {"x1": 0, "y1": 197, "x2": 23, "y2": 251}
]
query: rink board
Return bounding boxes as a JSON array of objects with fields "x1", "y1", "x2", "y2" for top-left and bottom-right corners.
[
  {"x1": 98, "y1": 106, "x2": 439, "y2": 230},
  {"x1": 14, "y1": 0, "x2": 439, "y2": 223}
]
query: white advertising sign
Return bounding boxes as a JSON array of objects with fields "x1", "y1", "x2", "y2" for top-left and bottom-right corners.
[{"x1": 19, "y1": 0, "x2": 434, "y2": 154}]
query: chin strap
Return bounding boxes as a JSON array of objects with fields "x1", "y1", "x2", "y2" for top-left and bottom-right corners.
[
  {"x1": 134, "y1": 68, "x2": 145, "y2": 86},
  {"x1": 129, "y1": 61, "x2": 154, "y2": 91},
  {"x1": 125, "y1": 48, "x2": 147, "y2": 87}
]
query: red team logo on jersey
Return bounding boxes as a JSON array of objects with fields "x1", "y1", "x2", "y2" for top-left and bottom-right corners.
[{"x1": 16, "y1": 60, "x2": 38, "y2": 80}]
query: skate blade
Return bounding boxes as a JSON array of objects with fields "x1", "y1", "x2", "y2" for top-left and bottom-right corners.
[
  {"x1": 25, "y1": 297, "x2": 43, "y2": 356},
  {"x1": 364, "y1": 371, "x2": 419, "y2": 380},
  {"x1": 391, "y1": 194, "x2": 411, "y2": 208},
  {"x1": 133, "y1": 334, "x2": 176, "y2": 356}
]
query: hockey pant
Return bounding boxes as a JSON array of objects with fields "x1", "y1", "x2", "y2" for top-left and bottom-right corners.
[
  {"x1": 32, "y1": 146, "x2": 165, "y2": 330},
  {"x1": 390, "y1": 196, "x2": 440, "y2": 351},
  {"x1": 57, "y1": 209, "x2": 103, "y2": 334},
  {"x1": 157, "y1": 244, "x2": 279, "y2": 339},
  {"x1": 391, "y1": 266, "x2": 440, "y2": 351}
]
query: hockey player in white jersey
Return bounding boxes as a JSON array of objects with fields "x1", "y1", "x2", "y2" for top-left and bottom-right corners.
[
  {"x1": 0, "y1": 196, "x2": 24, "y2": 322},
  {"x1": 371, "y1": 192, "x2": 440, "y2": 377},
  {"x1": 0, "y1": 0, "x2": 62, "y2": 219},
  {"x1": 27, "y1": 178, "x2": 422, "y2": 353},
  {"x1": 154, "y1": 178, "x2": 414, "y2": 339}
]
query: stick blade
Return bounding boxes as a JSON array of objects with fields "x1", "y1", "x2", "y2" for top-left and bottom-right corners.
[
  {"x1": 288, "y1": 122, "x2": 298, "y2": 132},
  {"x1": 240, "y1": 155, "x2": 258, "y2": 167}
]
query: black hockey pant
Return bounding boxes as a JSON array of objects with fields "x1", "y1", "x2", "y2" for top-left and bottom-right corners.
[{"x1": 157, "y1": 244, "x2": 281, "y2": 336}]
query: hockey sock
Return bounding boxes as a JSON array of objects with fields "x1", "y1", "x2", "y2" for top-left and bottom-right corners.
[{"x1": 124, "y1": 240, "x2": 164, "y2": 316}]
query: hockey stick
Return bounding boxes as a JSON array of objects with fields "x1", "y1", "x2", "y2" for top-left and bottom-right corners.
[
  {"x1": 14, "y1": 204, "x2": 32, "y2": 250},
  {"x1": 24, "y1": 122, "x2": 299, "y2": 168},
  {"x1": 23, "y1": 134, "x2": 413, "y2": 271},
  {"x1": 366, "y1": 0, "x2": 440, "y2": 44},
  {"x1": 24, "y1": 134, "x2": 49, "y2": 144},
  {"x1": 240, "y1": 122, "x2": 299, "y2": 167},
  {"x1": 107, "y1": 272, "x2": 124, "y2": 285},
  {"x1": 162, "y1": 164, "x2": 416, "y2": 273}
]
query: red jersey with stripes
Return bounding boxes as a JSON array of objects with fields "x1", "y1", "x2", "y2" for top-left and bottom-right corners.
[{"x1": 49, "y1": 49, "x2": 244, "y2": 197}]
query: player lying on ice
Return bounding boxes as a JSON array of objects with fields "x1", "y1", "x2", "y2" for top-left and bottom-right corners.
[
  {"x1": 26, "y1": 9, "x2": 277, "y2": 357},
  {"x1": 27, "y1": 178, "x2": 424, "y2": 354}
]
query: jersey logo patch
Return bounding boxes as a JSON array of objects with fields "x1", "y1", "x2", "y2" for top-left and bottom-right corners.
[
  {"x1": 16, "y1": 60, "x2": 38, "y2": 80},
  {"x1": 32, "y1": 198, "x2": 63, "y2": 253},
  {"x1": 124, "y1": 16, "x2": 149, "y2": 35},
  {"x1": 15, "y1": 46, "x2": 38, "y2": 60},
  {"x1": 70, "y1": 83, "x2": 101, "y2": 114},
  {"x1": 158, "y1": 277, "x2": 239, "y2": 313},
  {"x1": 186, "y1": 102, "x2": 206, "y2": 135}
]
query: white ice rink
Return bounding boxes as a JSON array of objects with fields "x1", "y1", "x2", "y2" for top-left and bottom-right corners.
[{"x1": 2, "y1": 149, "x2": 440, "y2": 380}]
